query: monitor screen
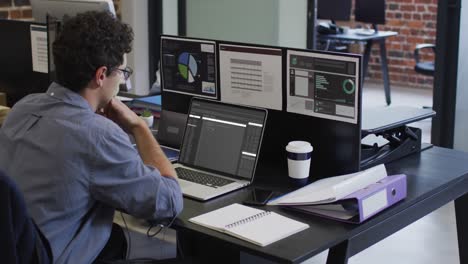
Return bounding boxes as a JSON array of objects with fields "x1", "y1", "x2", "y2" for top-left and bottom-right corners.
[
  {"x1": 218, "y1": 43, "x2": 283, "y2": 110},
  {"x1": 317, "y1": 0, "x2": 352, "y2": 21},
  {"x1": 160, "y1": 36, "x2": 218, "y2": 99},
  {"x1": 0, "y1": 20, "x2": 50, "y2": 106},
  {"x1": 180, "y1": 98, "x2": 267, "y2": 180},
  {"x1": 355, "y1": 0, "x2": 386, "y2": 25},
  {"x1": 31, "y1": 0, "x2": 116, "y2": 23},
  {"x1": 286, "y1": 49, "x2": 360, "y2": 124}
]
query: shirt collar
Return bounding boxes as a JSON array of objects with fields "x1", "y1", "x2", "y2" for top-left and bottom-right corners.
[{"x1": 46, "y1": 82, "x2": 94, "y2": 111}]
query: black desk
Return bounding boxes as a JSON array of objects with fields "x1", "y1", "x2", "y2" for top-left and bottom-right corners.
[
  {"x1": 317, "y1": 29, "x2": 398, "y2": 105},
  {"x1": 362, "y1": 106, "x2": 435, "y2": 135},
  {"x1": 174, "y1": 147, "x2": 468, "y2": 263}
]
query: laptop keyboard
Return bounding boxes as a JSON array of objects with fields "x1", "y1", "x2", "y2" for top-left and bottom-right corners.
[{"x1": 176, "y1": 167, "x2": 235, "y2": 188}]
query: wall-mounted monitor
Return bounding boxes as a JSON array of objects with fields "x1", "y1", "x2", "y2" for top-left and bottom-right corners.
[{"x1": 31, "y1": 0, "x2": 116, "y2": 23}]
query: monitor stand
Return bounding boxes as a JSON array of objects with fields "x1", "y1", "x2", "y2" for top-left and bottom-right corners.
[{"x1": 372, "y1": 24, "x2": 379, "y2": 33}]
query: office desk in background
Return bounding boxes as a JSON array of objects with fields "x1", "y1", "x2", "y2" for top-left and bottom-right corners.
[
  {"x1": 317, "y1": 29, "x2": 398, "y2": 106},
  {"x1": 173, "y1": 146, "x2": 468, "y2": 264}
]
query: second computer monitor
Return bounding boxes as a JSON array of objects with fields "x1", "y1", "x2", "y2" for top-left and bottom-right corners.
[
  {"x1": 218, "y1": 43, "x2": 283, "y2": 111},
  {"x1": 0, "y1": 20, "x2": 50, "y2": 106},
  {"x1": 317, "y1": 0, "x2": 352, "y2": 21},
  {"x1": 160, "y1": 36, "x2": 218, "y2": 99},
  {"x1": 286, "y1": 50, "x2": 360, "y2": 124},
  {"x1": 355, "y1": 0, "x2": 386, "y2": 25}
]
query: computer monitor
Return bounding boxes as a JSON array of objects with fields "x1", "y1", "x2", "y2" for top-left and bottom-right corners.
[
  {"x1": 0, "y1": 19, "x2": 50, "y2": 106},
  {"x1": 218, "y1": 43, "x2": 282, "y2": 110},
  {"x1": 286, "y1": 49, "x2": 360, "y2": 124},
  {"x1": 317, "y1": 0, "x2": 352, "y2": 22},
  {"x1": 31, "y1": 0, "x2": 116, "y2": 23},
  {"x1": 31, "y1": 0, "x2": 116, "y2": 86},
  {"x1": 355, "y1": 0, "x2": 386, "y2": 25},
  {"x1": 160, "y1": 36, "x2": 218, "y2": 99}
]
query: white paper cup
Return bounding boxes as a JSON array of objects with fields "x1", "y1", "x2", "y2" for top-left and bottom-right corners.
[{"x1": 286, "y1": 141, "x2": 313, "y2": 184}]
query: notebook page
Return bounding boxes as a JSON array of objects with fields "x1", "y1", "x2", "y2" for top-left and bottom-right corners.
[
  {"x1": 189, "y1": 203, "x2": 264, "y2": 230},
  {"x1": 226, "y1": 212, "x2": 309, "y2": 247}
]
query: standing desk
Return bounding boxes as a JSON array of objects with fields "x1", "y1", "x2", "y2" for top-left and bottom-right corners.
[
  {"x1": 317, "y1": 29, "x2": 398, "y2": 105},
  {"x1": 173, "y1": 146, "x2": 468, "y2": 263}
]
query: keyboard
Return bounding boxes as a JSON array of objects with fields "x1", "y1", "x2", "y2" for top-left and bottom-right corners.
[
  {"x1": 354, "y1": 28, "x2": 376, "y2": 36},
  {"x1": 176, "y1": 167, "x2": 234, "y2": 188}
]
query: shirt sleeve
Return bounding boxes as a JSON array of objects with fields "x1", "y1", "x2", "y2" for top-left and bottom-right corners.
[{"x1": 88, "y1": 120, "x2": 183, "y2": 220}]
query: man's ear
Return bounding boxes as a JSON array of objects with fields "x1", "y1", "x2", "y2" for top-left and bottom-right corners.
[{"x1": 94, "y1": 66, "x2": 108, "y2": 87}]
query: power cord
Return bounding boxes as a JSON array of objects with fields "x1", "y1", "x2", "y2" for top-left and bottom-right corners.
[
  {"x1": 102, "y1": 213, "x2": 177, "y2": 264},
  {"x1": 146, "y1": 215, "x2": 179, "y2": 260},
  {"x1": 146, "y1": 215, "x2": 177, "y2": 238}
]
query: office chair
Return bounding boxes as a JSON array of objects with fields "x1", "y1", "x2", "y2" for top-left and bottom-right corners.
[
  {"x1": 0, "y1": 170, "x2": 52, "y2": 264},
  {"x1": 414, "y1": 43, "x2": 435, "y2": 76}
]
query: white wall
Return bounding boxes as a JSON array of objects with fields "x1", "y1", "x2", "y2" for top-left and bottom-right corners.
[
  {"x1": 278, "y1": 0, "x2": 307, "y2": 48},
  {"x1": 186, "y1": 0, "x2": 307, "y2": 48},
  {"x1": 163, "y1": 0, "x2": 178, "y2": 35},
  {"x1": 121, "y1": 0, "x2": 150, "y2": 95},
  {"x1": 454, "y1": 3, "x2": 468, "y2": 151}
]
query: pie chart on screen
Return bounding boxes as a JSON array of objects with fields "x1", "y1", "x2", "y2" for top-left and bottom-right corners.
[{"x1": 178, "y1": 52, "x2": 198, "y2": 83}]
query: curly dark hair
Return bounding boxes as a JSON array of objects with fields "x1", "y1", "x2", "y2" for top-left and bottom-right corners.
[{"x1": 53, "y1": 11, "x2": 133, "y2": 92}]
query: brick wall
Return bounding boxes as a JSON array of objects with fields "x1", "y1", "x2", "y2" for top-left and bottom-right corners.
[
  {"x1": 1, "y1": 0, "x2": 437, "y2": 89},
  {"x1": 340, "y1": 0, "x2": 437, "y2": 89},
  {"x1": 373, "y1": 0, "x2": 436, "y2": 89},
  {"x1": 0, "y1": 0, "x2": 32, "y2": 20}
]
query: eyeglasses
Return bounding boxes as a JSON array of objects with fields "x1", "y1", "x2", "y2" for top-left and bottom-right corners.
[{"x1": 114, "y1": 66, "x2": 133, "y2": 81}]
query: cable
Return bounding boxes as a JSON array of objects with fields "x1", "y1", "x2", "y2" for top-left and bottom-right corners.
[
  {"x1": 146, "y1": 215, "x2": 177, "y2": 238},
  {"x1": 146, "y1": 215, "x2": 179, "y2": 260},
  {"x1": 119, "y1": 212, "x2": 131, "y2": 260}
]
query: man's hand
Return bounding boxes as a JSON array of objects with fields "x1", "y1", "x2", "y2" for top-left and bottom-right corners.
[{"x1": 102, "y1": 98, "x2": 145, "y2": 135}]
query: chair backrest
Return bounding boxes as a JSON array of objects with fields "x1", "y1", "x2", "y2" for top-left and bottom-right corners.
[
  {"x1": 414, "y1": 44, "x2": 435, "y2": 76},
  {"x1": 0, "y1": 170, "x2": 52, "y2": 264}
]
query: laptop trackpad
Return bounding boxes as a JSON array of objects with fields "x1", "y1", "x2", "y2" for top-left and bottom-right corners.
[{"x1": 178, "y1": 180, "x2": 194, "y2": 189}]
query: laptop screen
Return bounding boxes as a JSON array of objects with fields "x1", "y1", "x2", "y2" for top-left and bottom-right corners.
[{"x1": 179, "y1": 98, "x2": 267, "y2": 180}]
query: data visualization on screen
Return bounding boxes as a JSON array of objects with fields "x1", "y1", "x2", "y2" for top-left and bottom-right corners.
[
  {"x1": 219, "y1": 44, "x2": 282, "y2": 110},
  {"x1": 286, "y1": 50, "x2": 360, "y2": 124},
  {"x1": 161, "y1": 36, "x2": 218, "y2": 98}
]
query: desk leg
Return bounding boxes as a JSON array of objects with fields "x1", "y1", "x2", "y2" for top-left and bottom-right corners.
[
  {"x1": 326, "y1": 240, "x2": 350, "y2": 264},
  {"x1": 455, "y1": 193, "x2": 468, "y2": 264},
  {"x1": 379, "y1": 39, "x2": 391, "y2": 105},
  {"x1": 363, "y1": 39, "x2": 373, "y2": 84}
]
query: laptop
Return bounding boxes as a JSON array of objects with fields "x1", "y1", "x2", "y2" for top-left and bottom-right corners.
[
  {"x1": 156, "y1": 110, "x2": 188, "y2": 162},
  {"x1": 174, "y1": 98, "x2": 268, "y2": 201}
]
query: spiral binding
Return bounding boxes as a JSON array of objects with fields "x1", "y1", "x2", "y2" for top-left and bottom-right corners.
[{"x1": 224, "y1": 211, "x2": 272, "y2": 229}]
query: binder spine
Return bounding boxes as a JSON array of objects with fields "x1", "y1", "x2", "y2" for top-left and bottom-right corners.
[{"x1": 224, "y1": 211, "x2": 271, "y2": 229}]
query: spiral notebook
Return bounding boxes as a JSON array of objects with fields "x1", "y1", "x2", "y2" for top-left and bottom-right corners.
[{"x1": 189, "y1": 203, "x2": 309, "y2": 247}]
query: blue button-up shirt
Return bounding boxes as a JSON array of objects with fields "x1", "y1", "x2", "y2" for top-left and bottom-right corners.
[{"x1": 0, "y1": 83, "x2": 183, "y2": 264}]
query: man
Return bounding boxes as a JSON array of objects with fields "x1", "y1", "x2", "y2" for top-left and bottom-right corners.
[{"x1": 0, "y1": 11, "x2": 183, "y2": 263}]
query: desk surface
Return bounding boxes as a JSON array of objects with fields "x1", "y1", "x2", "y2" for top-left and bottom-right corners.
[
  {"x1": 317, "y1": 29, "x2": 398, "y2": 41},
  {"x1": 174, "y1": 147, "x2": 468, "y2": 263},
  {"x1": 362, "y1": 106, "x2": 436, "y2": 134}
]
